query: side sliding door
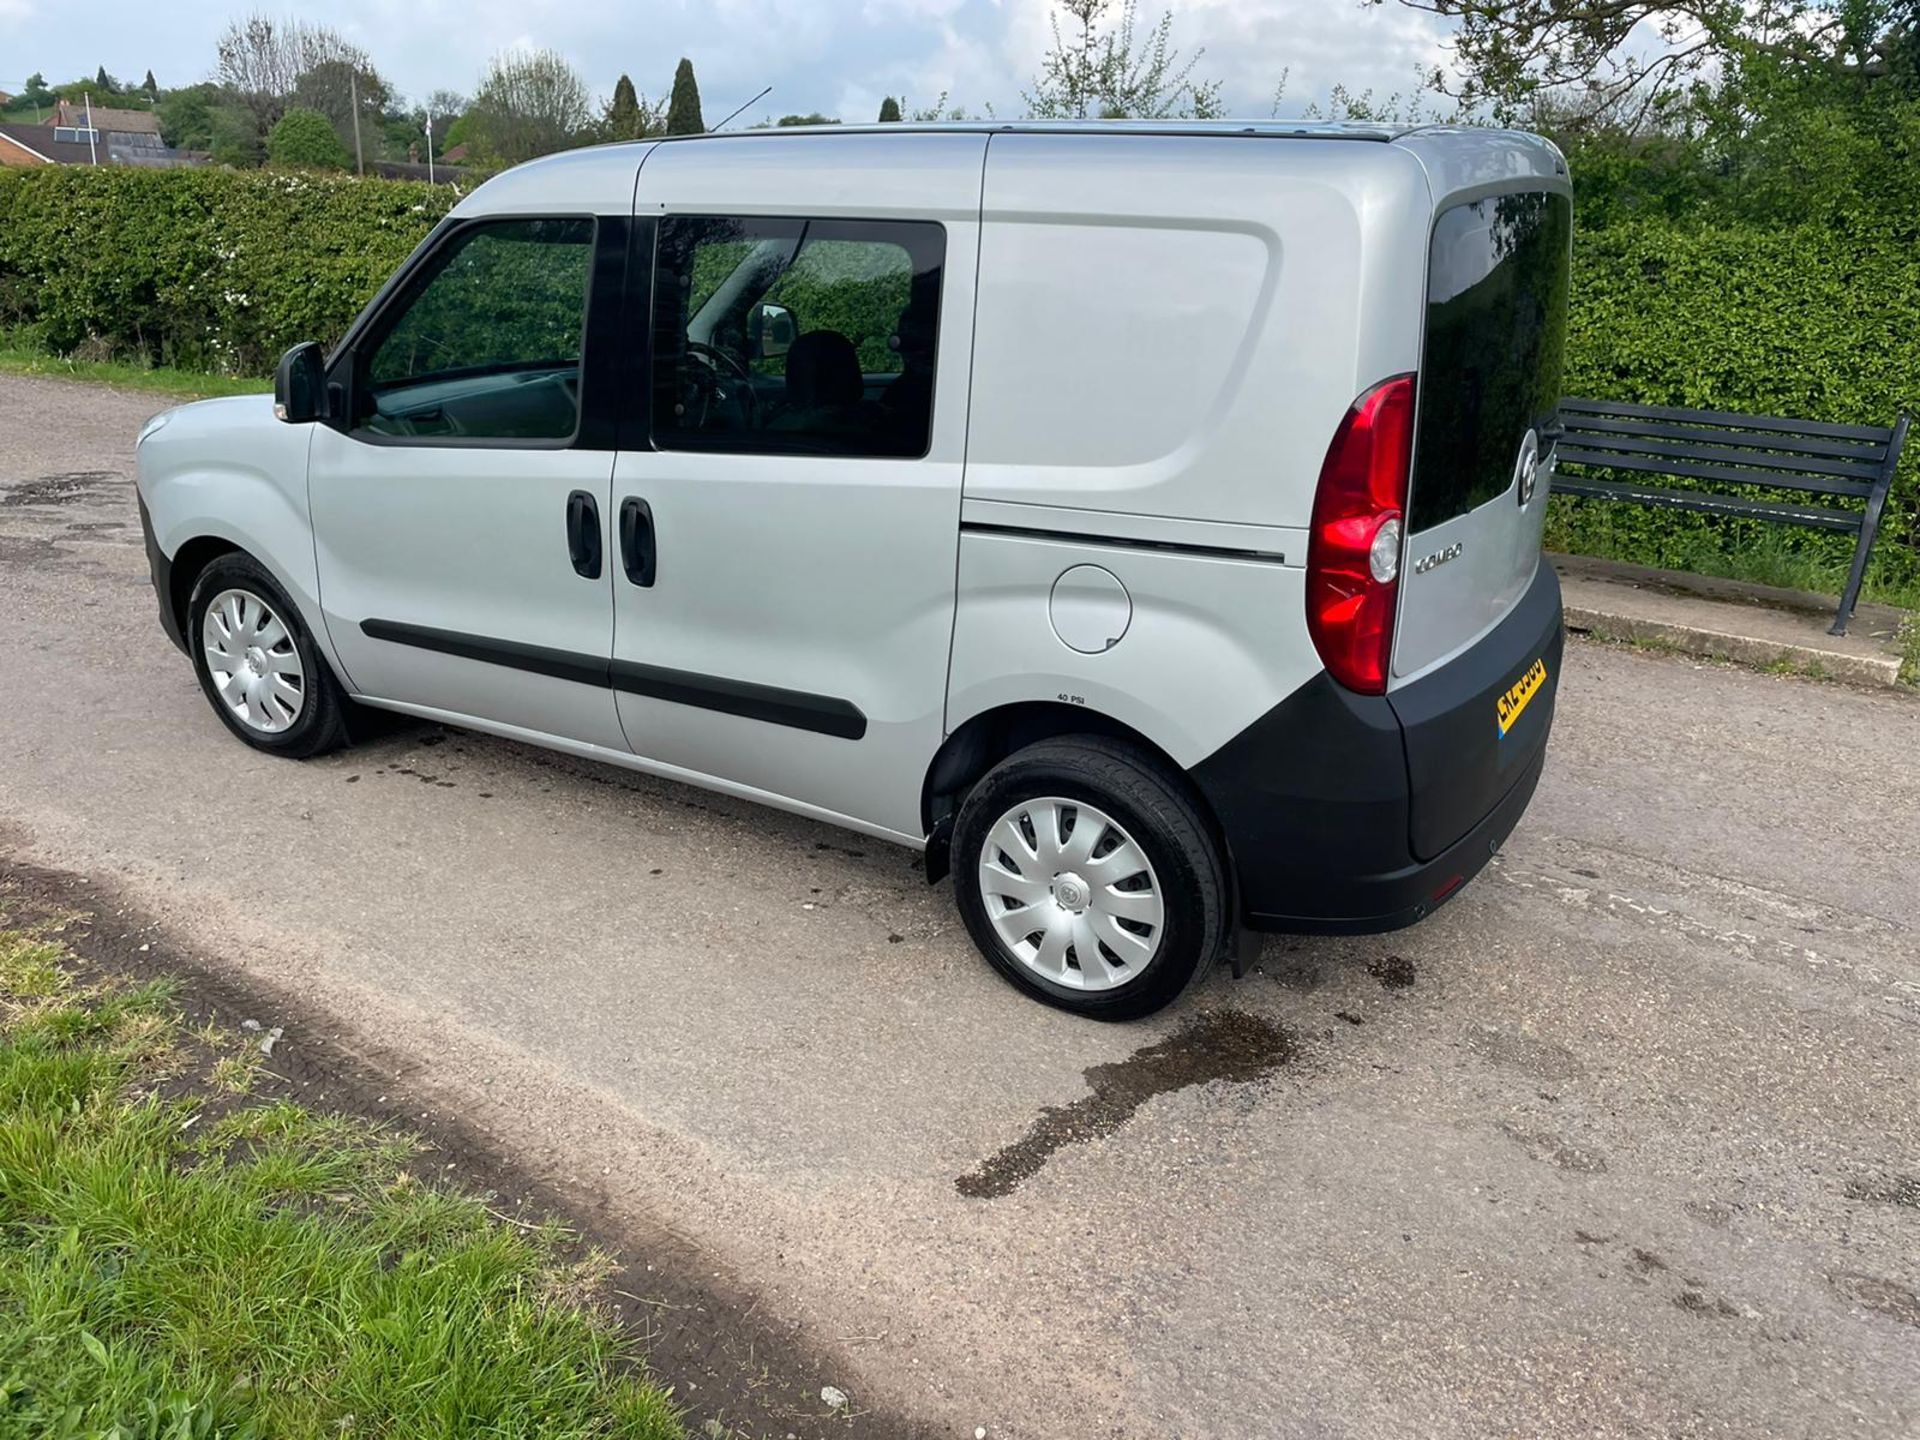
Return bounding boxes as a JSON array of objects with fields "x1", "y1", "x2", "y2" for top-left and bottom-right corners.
[{"x1": 607, "y1": 133, "x2": 986, "y2": 841}]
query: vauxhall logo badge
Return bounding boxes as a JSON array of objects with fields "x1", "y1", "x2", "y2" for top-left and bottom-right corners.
[{"x1": 1515, "y1": 429, "x2": 1541, "y2": 508}]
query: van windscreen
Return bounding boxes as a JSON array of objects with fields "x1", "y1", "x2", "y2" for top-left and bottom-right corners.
[{"x1": 1409, "y1": 190, "x2": 1570, "y2": 533}]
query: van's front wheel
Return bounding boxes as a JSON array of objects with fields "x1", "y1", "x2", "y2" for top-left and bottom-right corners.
[
  {"x1": 952, "y1": 737, "x2": 1228, "y2": 1019},
  {"x1": 188, "y1": 553, "x2": 351, "y2": 759}
]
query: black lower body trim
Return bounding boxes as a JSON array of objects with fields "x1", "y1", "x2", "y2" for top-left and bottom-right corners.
[
  {"x1": 358, "y1": 618, "x2": 866, "y2": 740},
  {"x1": 609, "y1": 660, "x2": 866, "y2": 740},
  {"x1": 1242, "y1": 744, "x2": 1546, "y2": 933},
  {"x1": 1189, "y1": 564, "x2": 1561, "y2": 933},
  {"x1": 959, "y1": 521, "x2": 1289, "y2": 564},
  {"x1": 359, "y1": 619, "x2": 607, "y2": 688},
  {"x1": 138, "y1": 496, "x2": 187, "y2": 655}
]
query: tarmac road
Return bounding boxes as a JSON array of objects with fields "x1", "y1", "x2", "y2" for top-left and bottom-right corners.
[{"x1": 3, "y1": 372, "x2": 1918, "y2": 1439}]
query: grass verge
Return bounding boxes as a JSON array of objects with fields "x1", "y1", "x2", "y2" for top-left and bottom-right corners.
[
  {"x1": 0, "y1": 907, "x2": 682, "y2": 1439},
  {"x1": 0, "y1": 335, "x2": 268, "y2": 400}
]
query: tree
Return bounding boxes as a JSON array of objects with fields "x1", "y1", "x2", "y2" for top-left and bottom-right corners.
[
  {"x1": 142, "y1": 70, "x2": 158, "y2": 98},
  {"x1": 216, "y1": 13, "x2": 377, "y2": 142},
  {"x1": 666, "y1": 57, "x2": 704, "y2": 134},
  {"x1": 606, "y1": 72, "x2": 655, "y2": 140},
  {"x1": 156, "y1": 83, "x2": 224, "y2": 150},
  {"x1": 878, "y1": 95, "x2": 902, "y2": 122},
  {"x1": 776, "y1": 112, "x2": 836, "y2": 126},
  {"x1": 291, "y1": 56, "x2": 392, "y2": 162},
  {"x1": 1023, "y1": 0, "x2": 1221, "y2": 119},
  {"x1": 424, "y1": 88, "x2": 469, "y2": 125},
  {"x1": 268, "y1": 106, "x2": 351, "y2": 170},
  {"x1": 20, "y1": 73, "x2": 53, "y2": 109},
  {"x1": 1382, "y1": 0, "x2": 1919, "y2": 132},
  {"x1": 467, "y1": 48, "x2": 596, "y2": 164},
  {"x1": 903, "y1": 91, "x2": 985, "y2": 121},
  {"x1": 94, "y1": 66, "x2": 116, "y2": 93}
]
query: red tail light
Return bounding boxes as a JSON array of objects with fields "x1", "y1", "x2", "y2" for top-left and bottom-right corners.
[{"x1": 1306, "y1": 375, "x2": 1415, "y2": 695}]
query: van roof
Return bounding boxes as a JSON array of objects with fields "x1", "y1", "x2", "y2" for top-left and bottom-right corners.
[
  {"x1": 654, "y1": 119, "x2": 1421, "y2": 143},
  {"x1": 453, "y1": 122, "x2": 1565, "y2": 222}
]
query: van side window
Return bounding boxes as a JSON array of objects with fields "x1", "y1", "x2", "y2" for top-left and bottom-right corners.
[
  {"x1": 357, "y1": 218, "x2": 594, "y2": 444},
  {"x1": 651, "y1": 216, "x2": 944, "y2": 459}
]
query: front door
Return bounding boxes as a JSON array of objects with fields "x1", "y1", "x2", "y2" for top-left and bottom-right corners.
[
  {"x1": 609, "y1": 134, "x2": 985, "y2": 840},
  {"x1": 310, "y1": 214, "x2": 627, "y2": 751}
]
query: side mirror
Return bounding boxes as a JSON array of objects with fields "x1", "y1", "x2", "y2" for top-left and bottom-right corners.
[
  {"x1": 274, "y1": 341, "x2": 325, "y2": 424},
  {"x1": 747, "y1": 302, "x2": 796, "y2": 362}
]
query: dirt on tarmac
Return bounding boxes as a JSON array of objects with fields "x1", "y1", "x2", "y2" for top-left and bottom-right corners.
[{"x1": 3, "y1": 371, "x2": 1920, "y2": 1439}]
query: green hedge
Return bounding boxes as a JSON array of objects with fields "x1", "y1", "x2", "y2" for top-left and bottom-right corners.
[
  {"x1": 0, "y1": 167, "x2": 453, "y2": 374},
  {"x1": 1559, "y1": 217, "x2": 1919, "y2": 596},
  {"x1": 0, "y1": 165, "x2": 1913, "y2": 596}
]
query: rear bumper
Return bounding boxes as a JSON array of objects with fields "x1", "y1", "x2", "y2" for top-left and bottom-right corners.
[{"x1": 1189, "y1": 563, "x2": 1562, "y2": 933}]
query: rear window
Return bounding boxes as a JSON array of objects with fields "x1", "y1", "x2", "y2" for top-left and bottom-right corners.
[{"x1": 1409, "y1": 190, "x2": 1570, "y2": 533}]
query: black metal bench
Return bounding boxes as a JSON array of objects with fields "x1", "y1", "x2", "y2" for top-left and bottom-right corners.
[{"x1": 1552, "y1": 398, "x2": 1910, "y2": 635}]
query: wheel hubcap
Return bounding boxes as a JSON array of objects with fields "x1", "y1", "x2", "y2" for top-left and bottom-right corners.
[
  {"x1": 977, "y1": 796, "x2": 1165, "y2": 991},
  {"x1": 202, "y1": 587, "x2": 305, "y2": 735}
]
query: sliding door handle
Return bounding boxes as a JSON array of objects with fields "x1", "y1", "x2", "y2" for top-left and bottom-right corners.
[
  {"x1": 619, "y1": 497, "x2": 657, "y2": 588},
  {"x1": 566, "y1": 490, "x2": 602, "y2": 579}
]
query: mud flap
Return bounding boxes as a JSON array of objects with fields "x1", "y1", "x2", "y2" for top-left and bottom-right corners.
[
  {"x1": 1229, "y1": 926, "x2": 1260, "y2": 980},
  {"x1": 923, "y1": 813, "x2": 954, "y2": 885}
]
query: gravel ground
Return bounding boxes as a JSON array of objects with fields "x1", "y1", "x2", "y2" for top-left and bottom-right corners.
[{"x1": 2, "y1": 371, "x2": 1917, "y2": 1439}]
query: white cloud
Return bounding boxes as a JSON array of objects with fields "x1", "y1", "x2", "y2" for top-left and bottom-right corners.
[{"x1": 3, "y1": 0, "x2": 1462, "y2": 121}]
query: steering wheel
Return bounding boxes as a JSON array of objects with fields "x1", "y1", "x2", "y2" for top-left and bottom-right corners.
[{"x1": 682, "y1": 341, "x2": 758, "y2": 430}]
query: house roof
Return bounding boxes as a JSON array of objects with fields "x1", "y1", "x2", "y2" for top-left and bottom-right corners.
[
  {"x1": 0, "y1": 121, "x2": 99, "y2": 164},
  {"x1": 49, "y1": 100, "x2": 160, "y2": 135}
]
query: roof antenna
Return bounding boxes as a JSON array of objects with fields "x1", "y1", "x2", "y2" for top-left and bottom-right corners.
[{"x1": 713, "y1": 86, "x2": 772, "y2": 132}]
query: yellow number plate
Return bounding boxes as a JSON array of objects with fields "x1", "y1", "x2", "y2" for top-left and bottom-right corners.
[{"x1": 1497, "y1": 657, "x2": 1548, "y2": 737}]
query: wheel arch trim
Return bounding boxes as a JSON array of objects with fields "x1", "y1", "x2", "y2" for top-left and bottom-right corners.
[
  {"x1": 920, "y1": 698, "x2": 1230, "y2": 885},
  {"x1": 158, "y1": 522, "x2": 354, "y2": 693}
]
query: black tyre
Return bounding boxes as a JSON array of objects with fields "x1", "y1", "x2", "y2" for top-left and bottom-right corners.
[
  {"x1": 187, "y1": 552, "x2": 351, "y2": 759},
  {"x1": 952, "y1": 736, "x2": 1229, "y2": 1020}
]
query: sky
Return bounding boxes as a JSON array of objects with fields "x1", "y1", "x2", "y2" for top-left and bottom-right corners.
[{"x1": 0, "y1": 0, "x2": 1460, "y2": 124}]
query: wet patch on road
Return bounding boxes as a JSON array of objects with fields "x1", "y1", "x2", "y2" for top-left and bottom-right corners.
[
  {"x1": 0, "y1": 535, "x2": 63, "y2": 565},
  {"x1": 1844, "y1": 1173, "x2": 1920, "y2": 1209},
  {"x1": 1, "y1": 470, "x2": 120, "y2": 506},
  {"x1": 1464, "y1": 1023, "x2": 1583, "y2": 1083},
  {"x1": 1497, "y1": 1120, "x2": 1608, "y2": 1174},
  {"x1": 1367, "y1": 954, "x2": 1418, "y2": 989},
  {"x1": 956, "y1": 1009, "x2": 1295, "y2": 1199},
  {"x1": 1674, "y1": 1288, "x2": 1740, "y2": 1319},
  {"x1": 1832, "y1": 1272, "x2": 1920, "y2": 1328},
  {"x1": 1627, "y1": 1246, "x2": 1668, "y2": 1278}
]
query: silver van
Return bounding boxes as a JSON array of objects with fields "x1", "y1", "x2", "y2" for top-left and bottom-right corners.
[{"x1": 136, "y1": 122, "x2": 1570, "y2": 1018}]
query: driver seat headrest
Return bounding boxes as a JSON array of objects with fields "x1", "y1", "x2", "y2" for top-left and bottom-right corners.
[{"x1": 784, "y1": 330, "x2": 863, "y2": 409}]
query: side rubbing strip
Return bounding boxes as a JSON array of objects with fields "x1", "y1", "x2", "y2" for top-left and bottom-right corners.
[
  {"x1": 359, "y1": 619, "x2": 609, "y2": 688},
  {"x1": 610, "y1": 660, "x2": 867, "y2": 740},
  {"x1": 358, "y1": 619, "x2": 867, "y2": 740},
  {"x1": 958, "y1": 522, "x2": 1287, "y2": 565}
]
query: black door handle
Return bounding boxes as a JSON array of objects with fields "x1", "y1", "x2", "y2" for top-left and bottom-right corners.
[
  {"x1": 619, "y1": 497, "x2": 657, "y2": 587},
  {"x1": 566, "y1": 490, "x2": 601, "y2": 579}
]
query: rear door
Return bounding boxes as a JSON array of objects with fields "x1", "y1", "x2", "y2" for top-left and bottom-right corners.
[
  {"x1": 1392, "y1": 186, "x2": 1571, "y2": 680},
  {"x1": 1387, "y1": 177, "x2": 1572, "y2": 860},
  {"x1": 607, "y1": 133, "x2": 986, "y2": 840}
]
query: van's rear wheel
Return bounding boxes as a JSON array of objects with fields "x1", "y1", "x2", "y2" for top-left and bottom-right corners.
[{"x1": 953, "y1": 737, "x2": 1228, "y2": 1020}]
